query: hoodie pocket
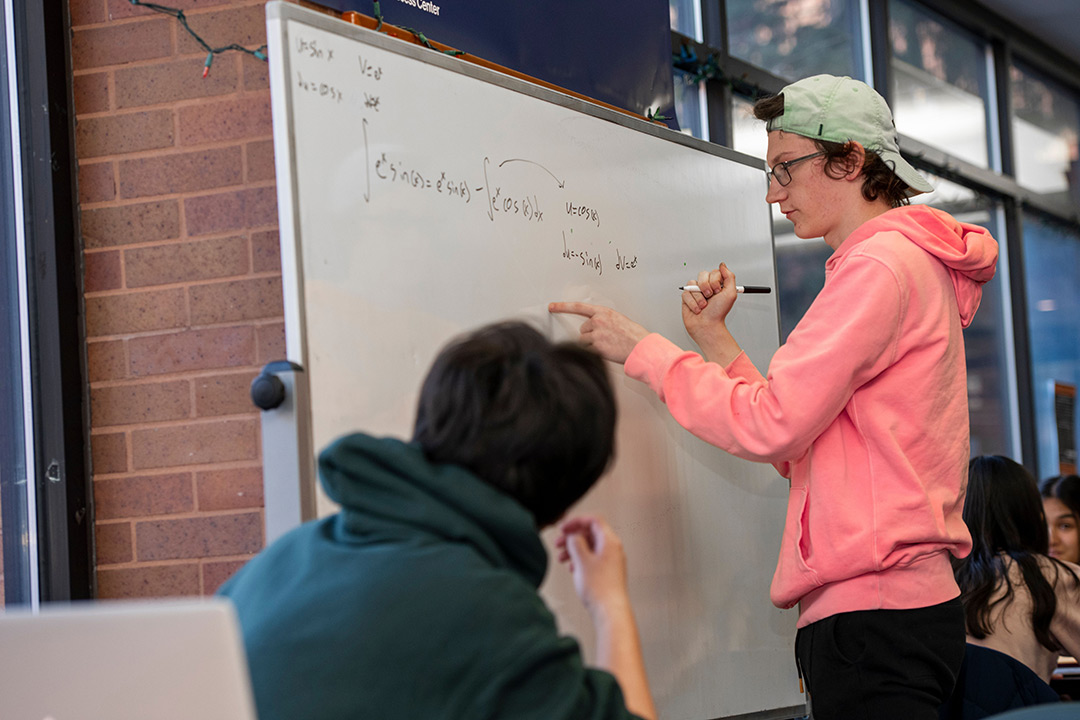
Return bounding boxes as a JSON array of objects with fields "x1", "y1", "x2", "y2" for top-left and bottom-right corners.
[{"x1": 770, "y1": 482, "x2": 824, "y2": 608}]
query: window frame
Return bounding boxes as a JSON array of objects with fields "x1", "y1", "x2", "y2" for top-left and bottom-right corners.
[{"x1": 2, "y1": 0, "x2": 93, "y2": 604}]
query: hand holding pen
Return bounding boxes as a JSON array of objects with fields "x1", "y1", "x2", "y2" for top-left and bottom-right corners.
[
  {"x1": 681, "y1": 262, "x2": 748, "y2": 365},
  {"x1": 679, "y1": 284, "x2": 771, "y2": 294}
]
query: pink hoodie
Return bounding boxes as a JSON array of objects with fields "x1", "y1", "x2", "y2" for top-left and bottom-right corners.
[{"x1": 626, "y1": 205, "x2": 999, "y2": 627}]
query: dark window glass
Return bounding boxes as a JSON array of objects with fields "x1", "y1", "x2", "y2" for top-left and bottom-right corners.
[
  {"x1": 673, "y1": 70, "x2": 708, "y2": 141},
  {"x1": 669, "y1": 0, "x2": 701, "y2": 41},
  {"x1": 726, "y1": 0, "x2": 865, "y2": 81},
  {"x1": 889, "y1": 0, "x2": 992, "y2": 169},
  {"x1": 1022, "y1": 213, "x2": 1080, "y2": 479},
  {"x1": 1011, "y1": 61, "x2": 1080, "y2": 210}
]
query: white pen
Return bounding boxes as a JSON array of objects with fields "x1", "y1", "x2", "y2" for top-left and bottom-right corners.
[{"x1": 679, "y1": 284, "x2": 772, "y2": 294}]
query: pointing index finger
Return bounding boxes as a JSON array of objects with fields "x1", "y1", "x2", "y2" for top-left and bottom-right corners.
[{"x1": 548, "y1": 301, "x2": 599, "y2": 318}]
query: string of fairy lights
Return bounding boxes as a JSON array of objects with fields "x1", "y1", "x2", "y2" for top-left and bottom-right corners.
[
  {"x1": 673, "y1": 43, "x2": 765, "y2": 100},
  {"x1": 128, "y1": 0, "x2": 267, "y2": 77}
]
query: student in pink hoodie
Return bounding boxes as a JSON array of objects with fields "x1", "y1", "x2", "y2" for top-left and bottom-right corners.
[{"x1": 550, "y1": 74, "x2": 999, "y2": 719}]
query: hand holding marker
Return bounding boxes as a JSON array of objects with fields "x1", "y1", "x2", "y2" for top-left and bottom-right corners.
[{"x1": 679, "y1": 284, "x2": 771, "y2": 294}]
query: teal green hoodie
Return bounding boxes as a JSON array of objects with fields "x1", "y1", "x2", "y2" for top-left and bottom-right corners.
[{"x1": 219, "y1": 433, "x2": 642, "y2": 720}]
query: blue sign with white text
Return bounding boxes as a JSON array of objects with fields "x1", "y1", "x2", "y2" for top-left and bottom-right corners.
[{"x1": 316, "y1": 0, "x2": 677, "y2": 127}]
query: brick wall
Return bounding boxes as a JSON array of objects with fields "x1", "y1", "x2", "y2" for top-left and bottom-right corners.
[{"x1": 70, "y1": 0, "x2": 282, "y2": 597}]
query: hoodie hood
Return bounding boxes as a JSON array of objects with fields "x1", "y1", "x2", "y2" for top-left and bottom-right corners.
[
  {"x1": 318, "y1": 432, "x2": 548, "y2": 587},
  {"x1": 831, "y1": 204, "x2": 998, "y2": 327}
]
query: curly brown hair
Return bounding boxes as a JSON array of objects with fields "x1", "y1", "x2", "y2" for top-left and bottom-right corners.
[{"x1": 753, "y1": 93, "x2": 911, "y2": 208}]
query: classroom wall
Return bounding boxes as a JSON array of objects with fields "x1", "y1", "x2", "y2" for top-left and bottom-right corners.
[{"x1": 69, "y1": 0, "x2": 280, "y2": 597}]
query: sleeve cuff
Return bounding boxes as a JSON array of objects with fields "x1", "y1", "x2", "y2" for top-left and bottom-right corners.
[{"x1": 625, "y1": 333, "x2": 703, "y2": 394}]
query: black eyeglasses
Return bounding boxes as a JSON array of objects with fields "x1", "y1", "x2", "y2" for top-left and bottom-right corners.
[{"x1": 766, "y1": 151, "x2": 826, "y2": 187}]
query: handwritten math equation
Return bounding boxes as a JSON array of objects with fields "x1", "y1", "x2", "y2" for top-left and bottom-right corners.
[
  {"x1": 293, "y1": 34, "x2": 638, "y2": 279},
  {"x1": 293, "y1": 34, "x2": 385, "y2": 108}
]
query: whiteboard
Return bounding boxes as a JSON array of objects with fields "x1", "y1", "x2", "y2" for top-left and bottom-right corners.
[{"x1": 265, "y1": 3, "x2": 803, "y2": 718}]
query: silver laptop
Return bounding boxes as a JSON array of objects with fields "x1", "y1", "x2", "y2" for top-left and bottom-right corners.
[{"x1": 0, "y1": 598, "x2": 258, "y2": 720}]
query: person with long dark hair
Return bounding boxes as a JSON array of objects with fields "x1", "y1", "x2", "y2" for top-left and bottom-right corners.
[
  {"x1": 942, "y1": 455, "x2": 1080, "y2": 718},
  {"x1": 1040, "y1": 474, "x2": 1080, "y2": 565}
]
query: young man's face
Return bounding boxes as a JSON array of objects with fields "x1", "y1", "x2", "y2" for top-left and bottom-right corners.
[{"x1": 765, "y1": 131, "x2": 850, "y2": 247}]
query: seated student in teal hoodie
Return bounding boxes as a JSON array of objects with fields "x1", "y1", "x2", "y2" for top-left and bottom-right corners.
[{"x1": 218, "y1": 321, "x2": 656, "y2": 720}]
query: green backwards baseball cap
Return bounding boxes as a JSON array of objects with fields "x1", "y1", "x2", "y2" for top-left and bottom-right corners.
[{"x1": 766, "y1": 74, "x2": 933, "y2": 197}]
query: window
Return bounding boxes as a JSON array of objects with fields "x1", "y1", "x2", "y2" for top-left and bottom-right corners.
[
  {"x1": 889, "y1": 0, "x2": 994, "y2": 169},
  {"x1": 1022, "y1": 213, "x2": 1080, "y2": 479},
  {"x1": 731, "y1": 94, "x2": 764, "y2": 159},
  {"x1": 725, "y1": 0, "x2": 866, "y2": 81},
  {"x1": 1010, "y1": 61, "x2": 1080, "y2": 208},
  {"x1": 670, "y1": 0, "x2": 702, "y2": 42},
  {"x1": 674, "y1": 69, "x2": 709, "y2": 141},
  {"x1": 0, "y1": 0, "x2": 34, "y2": 608}
]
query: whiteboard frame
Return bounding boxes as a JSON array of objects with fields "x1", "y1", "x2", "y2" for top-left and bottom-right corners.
[
  {"x1": 265, "y1": 0, "x2": 783, "y2": 528},
  {"x1": 263, "y1": 4, "x2": 802, "y2": 719}
]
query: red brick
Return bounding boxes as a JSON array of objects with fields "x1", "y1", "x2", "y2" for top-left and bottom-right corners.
[
  {"x1": 132, "y1": 418, "x2": 259, "y2": 469},
  {"x1": 196, "y1": 466, "x2": 264, "y2": 510},
  {"x1": 82, "y1": 199, "x2": 181, "y2": 248},
  {"x1": 125, "y1": 236, "x2": 249, "y2": 288},
  {"x1": 107, "y1": 0, "x2": 234, "y2": 21},
  {"x1": 118, "y1": 146, "x2": 243, "y2": 198},
  {"x1": 184, "y1": 186, "x2": 277, "y2": 236},
  {"x1": 242, "y1": 51, "x2": 269, "y2": 91},
  {"x1": 84, "y1": 287, "x2": 187, "y2": 337},
  {"x1": 115, "y1": 57, "x2": 238, "y2": 109},
  {"x1": 176, "y1": 5, "x2": 267, "y2": 55},
  {"x1": 95, "y1": 522, "x2": 134, "y2": 564},
  {"x1": 251, "y1": 229, "x2": 280, "y2": 272},
  {"x1": 78, "y1": 161, "x2": 116, "y2": 204},
  {"x1": 70, "y1": 0, "x2": 108, "y2": 27},
  {"x1": 88, "y1": 340, "x2": 128, "y2": 382},
  {"x1": 246, "y1": 140, "x2": 275, "y2": 183},
  {"x1": 128, "y1": 326, "x2": 256, "y2": 376},
  {"x1": 194, "y1": 371, "x2": 259, "y2": 417},
  {"x1": 256, "y1": 322, "x2": 286, "y2": 363},
  {"x1": 94, "y1": 473, "x2": 195, "y2": 520},
  {"x1": 73, "y1": 72, "x2": 110, "y2": 114},
  {"x1": 91, "y1": 431, "x2": 129, "y2": 474},
  {"x1": 97, "y1": 564, "x2": 200, "y2": 598},
  {"x1": 136, "y1": 512, "x2": 263, "y2": 560},
  {"x1": 202, "y1": 559, "x2": 250, "y2": 594},
  {"x1": 190, "y1": 276, "x2": 283, "y2": 325},
  {"x1": 91, "y1": 379, "x2": 192, "y2": 426},
  {"x1": 76, "y1": 110, "x2": 175, "y2": 159},
  {"x1": 71, "y1": 19, "x2": 172, "y2": 70},
  {"x1": 178, "y1": 95, "x2": 271, "y2": 146},
  {"x1": 84, "y1": 249, "x2": 123, "y2": 293}
]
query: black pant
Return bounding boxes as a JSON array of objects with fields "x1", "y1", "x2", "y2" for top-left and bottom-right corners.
[{"x1": 795, "y1": 598, "x2": 966, "y2": 720}]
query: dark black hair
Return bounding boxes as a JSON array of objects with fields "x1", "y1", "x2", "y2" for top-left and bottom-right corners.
[
  {"x1": 955, "y1": 455, "x2": 1078, "y2": 651},
  {"x1": 412, "y1": 321, "x2": 616, "y2": 527},
  {"x1": 753, "y1": 93, "x2": 912, "y2": 209},
  {"x1": 1039, "y1": 474, "x2": 1080, "y2": 518}
]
